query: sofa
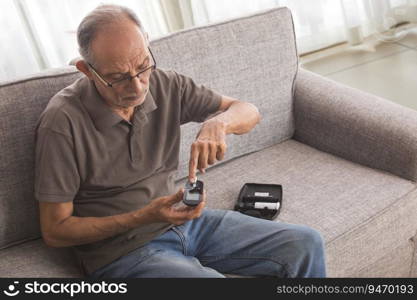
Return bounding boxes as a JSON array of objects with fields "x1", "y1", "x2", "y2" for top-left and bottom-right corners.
[{"x1": 1, "y1": 7, "x2": 417, "y2": 278}]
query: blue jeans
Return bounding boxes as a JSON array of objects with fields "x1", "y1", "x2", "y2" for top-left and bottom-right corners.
[{"x1": 89, "y1": 209, "x2": 326, "y2": 278}]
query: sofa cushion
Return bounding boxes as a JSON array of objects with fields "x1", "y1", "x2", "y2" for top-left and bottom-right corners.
[
  {"x1": 353, "y1": 240, "x2": 415, "y2": 277},
  {"x1": 150, "y1": 7, "x2": 299, "y2": 180},
  {"x1": 0, "y1": 238, "x2": 82, "y2": 277},
  {"x1": 0, "y1": 67, "x2": 82, "y2": 249},
  {"x1": 3, "y1": 139, "x2": 416, "y2": 277},
  {"x1": 176, "y1": 139, "x2": 417, "y2": 276}
]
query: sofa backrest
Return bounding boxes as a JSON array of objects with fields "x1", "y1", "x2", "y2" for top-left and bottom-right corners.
[
  {"x1": 0, "y1": 7, "x2": 298, "y2": 249},
  {"x1": 152, "y1": 7, "x2": 298, "y2": 179},
  {"x1": 0, "y1": 68, "x2": 82, "y2": 249}
]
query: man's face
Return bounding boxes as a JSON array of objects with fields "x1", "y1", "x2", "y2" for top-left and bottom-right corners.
[{"x1": 88, "y1": 20, "x2": 152, "y2": 111}]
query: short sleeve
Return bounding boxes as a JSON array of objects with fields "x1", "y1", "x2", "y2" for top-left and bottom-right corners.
[
  {"x1": 176, "y1": 72, "x2": 222, "y2": 124},
  {"x1": 34, "y1": 128, "x2": 80, "y2": 202}
]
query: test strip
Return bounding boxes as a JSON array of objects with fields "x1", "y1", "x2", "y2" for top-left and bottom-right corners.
[{"x1": 254, "y1": 202, "x2": 280, "y2": 210}]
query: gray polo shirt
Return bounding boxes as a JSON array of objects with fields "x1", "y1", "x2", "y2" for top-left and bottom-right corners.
[{"x1": 34, "y1": 68, "x2": 222, "y2": 275}]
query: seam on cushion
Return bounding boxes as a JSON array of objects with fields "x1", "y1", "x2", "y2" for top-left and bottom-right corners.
[
  {"x1": 0, "y1": 236, "x2": 41, "y2": 251},
  {"x1": 289, "y1": 6, "x2": 299, "y2": 140},
  {"x1": 327, "y1": 185, "x2": 417, "y2": 245},
  {"x1": 0, "y1": 70, "x2": 80, "y2": 88}
]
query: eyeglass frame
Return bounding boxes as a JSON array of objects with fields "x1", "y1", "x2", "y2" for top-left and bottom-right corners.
[{"x1": 87, "y1": 47, "x2": 157, "y2": 88}]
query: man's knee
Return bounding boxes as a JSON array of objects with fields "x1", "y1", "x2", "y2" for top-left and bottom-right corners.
[
  {"x1": 288, "y1": 225, "x2": 325, "y2": 256},
  {"x1": 282, "y1": 225, "x2": 326, "y2": 277},
  {"x1": 299, "y1": 226, "x2": 324, "y2": 249}
]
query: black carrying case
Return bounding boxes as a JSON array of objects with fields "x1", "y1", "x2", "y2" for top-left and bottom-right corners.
[{"x1": 234, "y1": 183, "x2": 283, "y2": 220}]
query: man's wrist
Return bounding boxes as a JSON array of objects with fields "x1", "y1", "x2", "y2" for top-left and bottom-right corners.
[
  {"x1": 204, "y1": 117, "x2": 231, "y2": 135},
  {"x1": 132, "y1": 205, "x2": 155, "y2": 226}
]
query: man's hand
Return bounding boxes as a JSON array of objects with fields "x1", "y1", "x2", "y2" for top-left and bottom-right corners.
[
  {"x1": 187, "y1": 98, "x2": 261, "y2": 182},
  {"x1": 38, "y1": 188, "x2": 205, "y2": 248},
  {"x1": 145, "y1": 188, "x2": 206, "y2": 225},
  {"x1": 188, "y1": 119, "x2": 227, "y2": 182}
]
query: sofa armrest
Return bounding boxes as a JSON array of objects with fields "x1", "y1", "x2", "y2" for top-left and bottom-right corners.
[{"x1": 294, "y1": 68, "x2": 417, "y2": 182}]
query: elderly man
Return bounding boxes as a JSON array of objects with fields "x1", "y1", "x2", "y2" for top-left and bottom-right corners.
[{"x1": 35, "y1": 4, "x2": 326, "y2": 278}]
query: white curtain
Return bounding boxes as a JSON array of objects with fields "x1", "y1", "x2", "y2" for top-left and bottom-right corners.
[
  {"x1": 190, "y1": 0, "x2": 417, "y2": 54},
  {"x1": 1, "y1": 0, "x2": 416, "y2": 82},
  {"x1": 0, "y1": 0, "x2": 170, "y2": 82},
  {"x1": 1, "y1": 0, "x2": 40, "y2": 81}
]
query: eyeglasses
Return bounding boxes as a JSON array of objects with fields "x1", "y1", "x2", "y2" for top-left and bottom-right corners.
[{"x1": 88, "y1": 47, "x2": 156, "y2": 88}]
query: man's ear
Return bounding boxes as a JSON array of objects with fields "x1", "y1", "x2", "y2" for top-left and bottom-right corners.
[{"x1": 76, "y1": 60, "x2": 93, "y2": 80}]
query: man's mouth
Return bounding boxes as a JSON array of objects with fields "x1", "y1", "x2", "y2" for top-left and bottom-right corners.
[
  {"x1": 123, "y1": 89, "x2": 147, "y2": 102},
  {"x1": 124, "y1": 96, "x2": 140, "y2": 101}
]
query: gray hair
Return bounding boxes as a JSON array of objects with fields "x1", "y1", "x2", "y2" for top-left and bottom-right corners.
[{"x1": 77, "y1": 4, "x2": 146, "y2": 65}]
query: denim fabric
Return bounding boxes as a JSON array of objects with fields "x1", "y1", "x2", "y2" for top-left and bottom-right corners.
[{"x1": 89, "y1": 209, "x2": 326, "y2": 278}]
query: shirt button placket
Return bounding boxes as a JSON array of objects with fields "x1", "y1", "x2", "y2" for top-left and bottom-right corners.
[{"x1": 128, "y1": 125, "x2": 135, "y2": 163}]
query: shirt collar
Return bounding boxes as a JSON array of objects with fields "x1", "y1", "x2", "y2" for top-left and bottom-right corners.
[{"x1": 81, "y1": 77, "x2": 157, "y2": 131}]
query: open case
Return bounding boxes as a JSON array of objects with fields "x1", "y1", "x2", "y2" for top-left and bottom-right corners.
[{"x1": 234, "y1": 183, "x2": 283, "y2": 220}]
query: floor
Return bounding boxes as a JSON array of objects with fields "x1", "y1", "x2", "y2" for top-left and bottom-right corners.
[{"x1": 300, "y1": 27, "x2": 417, "y2": 111}]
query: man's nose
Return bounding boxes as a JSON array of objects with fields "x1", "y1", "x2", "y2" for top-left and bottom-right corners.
[{"x1": 129, "y1": 75, "x2": 145, "y2": 93}]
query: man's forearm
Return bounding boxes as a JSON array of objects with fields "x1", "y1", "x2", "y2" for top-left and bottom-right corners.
[
  {"x1": 210, "y1": 101, "x2": 261, "y2": 135},
  {"x1": 43, "y1": 207, "x2": 154, "y2": 248}
]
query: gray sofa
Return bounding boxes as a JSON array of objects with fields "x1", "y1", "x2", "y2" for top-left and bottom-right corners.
[{"x1": 1, "y1": 7, "x2": 417, "y2": 278}]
